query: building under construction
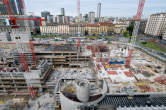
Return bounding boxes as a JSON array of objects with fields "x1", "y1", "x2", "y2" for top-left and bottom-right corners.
[
  {"x1": 0, "y1": 0, "x2": 166, "y2": 110},
  {"x1": 0, "y1": 36, "x2": 166, "y2": 109}
]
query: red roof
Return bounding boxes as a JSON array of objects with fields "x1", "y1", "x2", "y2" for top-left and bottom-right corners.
[
  {"x1": 124, "y1": 71, "x2": 133, "y2": 77},
  {"x1": 107, "y1": 71, "x2": 118, "y2": 75}
]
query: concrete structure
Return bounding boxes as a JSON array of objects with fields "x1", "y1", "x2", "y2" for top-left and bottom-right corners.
[
  {"x1": 0, "y1": 35, "x2": 166, "y2": 110},
  {"x1": 0, "y1": 26, "x2": 32, "y2": 42},
  {"x1": 89, "y1": 12, "x2": 95, "y2": 24},
  {"x1": 35, "y1": 44, "x2": 90, "y2": 67},
  {"x1": 0, "y1": 32, "x2": 11, "y2": 41},
  {"x1": 0, "y1": 0, "x2": 24, "y2": 15},
  {"x1": 10, "y1": 31, "x2": 32, "y2": 42},
  {"x1": 0, "y1": 60, "x2": 52, "y2": 96},
  {"x1": 76, "y1": 81, "x2": 89, "y2": 102},
  {"x1": 145, "y1": 13, "x2": 166, "y2": 37},
  {"x1": 60, "y1": 80, "x2": 106, "y2": 110}
]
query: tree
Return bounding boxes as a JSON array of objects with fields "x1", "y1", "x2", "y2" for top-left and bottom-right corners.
[
  {"x1": 123, "y1": 31, "x2": 129, "y2": 37},
  {"x1": 127, "y1": 21, "x2": 134, "y2": 36}
]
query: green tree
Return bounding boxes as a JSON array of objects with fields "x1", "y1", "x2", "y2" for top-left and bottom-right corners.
[
  {"x1": 123, "y1": 31, "x2": 129, "y2": 37},
  {"x1": 127, "y1": 21, "x2": 134, "y2": 36}
]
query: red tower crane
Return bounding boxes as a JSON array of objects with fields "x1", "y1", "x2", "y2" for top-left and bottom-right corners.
[
  {"x1": 16, "y1": 37, "x2": 29, "y2": 72},
  {"x1": 132, "y1": 0, "x2": 146, "y2": 43},
  {"x1": 125, "y1": 50, "x2": 133, "y2": 68},
  {"x1": 29, "y1": 40, "x2": 37, "y2": 66},
  {"x1": 77, "y1": 0, "x2": 81, "y2": 48},
  {"x1": 126, "y1": 0, "x2": 145, "y2": 68},
  {"x1": 135, "y1": 0, "x2": 146, "y2": 21}
]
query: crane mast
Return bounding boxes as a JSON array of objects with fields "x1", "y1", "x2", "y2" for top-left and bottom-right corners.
[
  {"x1": 77, "y1": 0, "x2": 81, "y2": 48},
  {"x1": 132, "y1": 0, "x2": 146, "y2": 44},
  {"x1": 126, "y1": 0, "x2": 145, "y2": 68}
]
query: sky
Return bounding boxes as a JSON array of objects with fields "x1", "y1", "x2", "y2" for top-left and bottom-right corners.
[{"x1": 24, "y1": 0, "x2": 166, "y2": 18}]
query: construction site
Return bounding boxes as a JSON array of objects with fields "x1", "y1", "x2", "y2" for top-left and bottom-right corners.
[
  {"x1": 0, "y1": 35, "x2": 166, "y2": 109},
  {"x1": 0, "y1": 0, "x2": 166, "y2": 110}
]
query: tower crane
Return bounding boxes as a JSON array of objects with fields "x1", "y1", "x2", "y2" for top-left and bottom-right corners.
[
  {"x1": 15, "y1": 36, "x2": 29, "y2": 72},
  {"x1": 16, "y1": 37, "x2": 36, "y2": 99},
  {"x1": 132, "y1": 0, "x2": 146, "y2": 44},
  {"x1": 77, "y1": 0, "x2": 81, "y2": 49},
  {"x1": 126, "y1": 0, "x2": 146, "y2": 68}
]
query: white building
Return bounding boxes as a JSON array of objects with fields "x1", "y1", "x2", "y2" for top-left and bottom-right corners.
[
  {"x1": 114, "y1": 24, "x2": 127, "y2": 34},
  {"x1": 145, "y1": 13, "x2": 166, "y2": 37},
  {"x1": 40, "y1": 25, "x2": 70, "y2": 35},
  {"x1": 89, "y1": 12, "x2": 95, "y2": 24}
]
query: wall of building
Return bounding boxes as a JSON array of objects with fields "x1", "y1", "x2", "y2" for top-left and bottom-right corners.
[
  {"x1": 145, "y1": 13, "x2": 166, "y2": 36},
  {"x1": 114, "y1": 24, "x2": 127, "y2": 34},
  {"x1": 40, "y1": 23, "x2": 115, "y2": 36},
  {"x1": 163, "y1": 30, "x2": 166, "y2": 40},
  {"x1": 40, "y1": 25, "x2": 69, "y2": 35}
]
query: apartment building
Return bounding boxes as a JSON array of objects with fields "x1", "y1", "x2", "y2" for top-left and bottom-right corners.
[
  {"x1": 145, "y1": 13, "x2": 166, "y2": 38},
  {"x1": 40, "y1": 23, "x2": 114, "y2": 36}
]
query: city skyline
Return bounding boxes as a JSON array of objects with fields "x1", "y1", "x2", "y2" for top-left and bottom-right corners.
[{"x1": 24, "y1": 0, "x2": 166, "y2": 18}]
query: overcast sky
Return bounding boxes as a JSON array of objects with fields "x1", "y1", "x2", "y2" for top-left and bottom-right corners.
[{"x1": 24, "y1": 0, "x2": 166, "y2": 18}]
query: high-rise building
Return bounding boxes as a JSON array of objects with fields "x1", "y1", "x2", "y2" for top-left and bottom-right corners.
[
  {"x1": 145, "y1": 13, "x2": 166, "y2": 37},
  {"x1": 82, "y1": 14, "x2": 89, "y2": 23},
  {"x1": 89, "y1": 12, "x2": 95, "y2": 24},
  {"x1": 65, "y1": 16, "x2": 71, "y2": 24},
  {"x1": 56, "y1": 15, "x2": 65, "y2": 24},
  {"x1": 97, "y1": 3, "x2": 101, "y2": 20},
  {"x1": 61, "y1": 8, "x2": 65, "y2": 16},
  {"x1": 0, "y1": 0, "x2": 24, "y2": 15},
  {"x1": 47, "y1": 15, "x2": 54, "y2": 24},
  {"x1": 41, "y1": 11, "x2": 50, "y2": 21}
]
